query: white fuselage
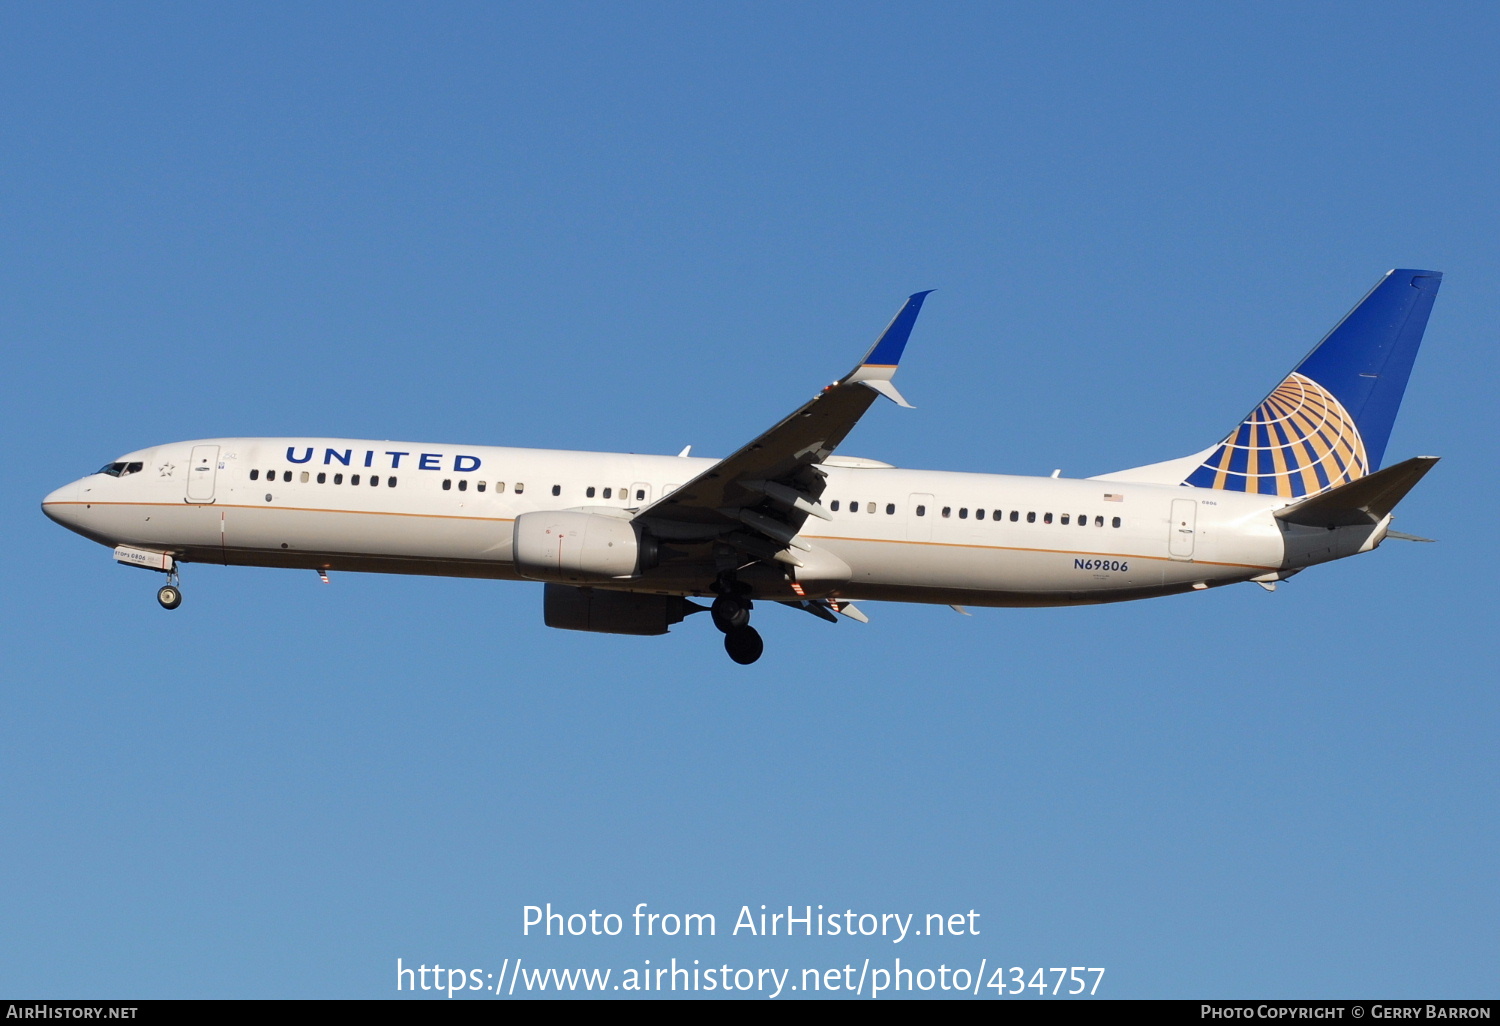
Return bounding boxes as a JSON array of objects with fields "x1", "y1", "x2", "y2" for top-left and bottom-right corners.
[{"x1": 42, "y1": 436, "x2": 1297, "y2": 607}]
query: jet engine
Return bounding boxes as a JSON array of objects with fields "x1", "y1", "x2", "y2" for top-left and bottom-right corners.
[
  {"x1": 513, "y1": 510, "x2": 655, "y2": 583},
  {"x1": 543, "y1": 584, "x2": 698, "y2": 636}
]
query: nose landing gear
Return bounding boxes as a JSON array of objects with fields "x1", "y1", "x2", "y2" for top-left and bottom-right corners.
[
  {"x1": 156, "y1": 567, "x2": 183, "y2": 610},
  {"x1": 710, "y1": 576, "x2": 762, "y2": 664}
]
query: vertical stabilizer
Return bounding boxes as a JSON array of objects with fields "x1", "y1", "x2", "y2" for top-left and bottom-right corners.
[{"x1": 1097, "y1": 269, "x2": 1441, "y2": 496}]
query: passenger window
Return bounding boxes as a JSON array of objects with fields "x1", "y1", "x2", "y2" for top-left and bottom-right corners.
[
  {"x1": 587, "y1": 486, "x2": 596, "y2": 498},
  {"x1": 1112, "y1": 516, "x2": 1121, "y2": 528},
  {"x1": 496, "y1": 482, "x2": 505, "y2": 492},
  {"x1": 1009, "y1": 510, "x2": 1019, "y2": 522},
  {"x1": 1095, "y1": 515, "x2": 1104, "y2": 527},
  {"x1": 552, "y1": 485, "x2": 561, "y2": 496},
  {"x1": 300, "y1": 471, "x2": 310, "y2": 483},
  {"x1": 389, "y1": 477, "x2": 397, "y2": 487},
  {"x1": 442, "y1": 479, "x2": 451, "y2": 491},
  {"x1": 458, "y1": 479, "x2": 468, "y2": 492},
  {"x1": 958, "y1": 508, "x2": 968, "y2": 519},
  {"x1": 976, "y1": 509, "x2": 985, "y2": 520},
  {"x1": 477, "y1": 482, "x2": 486, "y2": 492},
  {"x1": 515, "y1": 483, "x2": 524, "y2": 494},
  {"x1": 636, "y1": 489, "x2": 645, "y2": 501},
  {"x1": 351, "y1": 474, "x2": 361, "y2": 485},
  {"x1": 1079, "y1": 514, "x2": 1087, "y2": 526},
  {"x1": 282, "y1": 471, "x2": 293, "y2": 483},
  {"x1": 1060, "y1": 514, "x2": 1069, "y2": 525},
  {"x1": 334, "y1": 473, "x2": 344, "y2": 485},
  {"x1": 830, "y1": 500, "x2": 840, "y2": 511},
  {"x1": 250, "y1": 469, "x2": 260, "y2": 481},
  {"x1": 317, "y1": 472, "x2": 326, "y2": 484},
  {"x1": 603, "y1": 487, "x2": 611, "y2": 498},
  {"x1": 1026, "y1": 511, "x2": 1036, "y2": 523},
  {"x1": 371, "y1": 475, "x2": 380, "y2": 486},
  {"x1": 993, "y1": 510, "x2": 1002, "y2": 521},
  {"x1": 1043, "y1": 512, "x2": 1052, "y2": 524},
  {"x1": 915, "y1": 505, "x2": 925, "y2": 516},
  {"x1": 886, "y1": 503, "x2": 895, "y2": 515},
  {"x1": 866, "y1": 502, "x2": 875, "y2": 514},
  {"x1": 941, "y1": 507, "x2": 951, "y2": 518}
]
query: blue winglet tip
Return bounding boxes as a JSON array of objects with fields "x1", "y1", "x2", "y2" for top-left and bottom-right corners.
[{"x1": 863, "y1": 290, "x2": 934, "y2": 367}]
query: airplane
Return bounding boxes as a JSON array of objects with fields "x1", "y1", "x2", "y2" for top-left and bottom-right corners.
[{"x1": 42, "y1": 269, "x2": 1442, "y2": 665}]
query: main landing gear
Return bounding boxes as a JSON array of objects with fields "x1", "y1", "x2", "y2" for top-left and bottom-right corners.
[{"x1": 711, "y1": 577, "x2": 762, "y2": 665}]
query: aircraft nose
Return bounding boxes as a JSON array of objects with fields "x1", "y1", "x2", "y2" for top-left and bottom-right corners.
[{"x1": 41, "y1": 480, "x2": 81, "y2": 525}]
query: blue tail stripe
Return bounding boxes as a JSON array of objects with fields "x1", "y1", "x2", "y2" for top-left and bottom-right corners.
[
  {"x1": 1293, "y1": 269, "x2": 1441, "y2": 470},
  {"x1": 1179, "y1": 269, "x2": 1440, "y2": 496}
]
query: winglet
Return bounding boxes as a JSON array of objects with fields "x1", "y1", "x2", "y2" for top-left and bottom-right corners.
[{"x1": 845, "y1": 291, "x2": 933, "y2": 406}]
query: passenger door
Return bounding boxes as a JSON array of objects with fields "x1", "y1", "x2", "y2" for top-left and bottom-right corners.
[{"x1": 186, "y1": 445, "x2": 219, "y2": 503}]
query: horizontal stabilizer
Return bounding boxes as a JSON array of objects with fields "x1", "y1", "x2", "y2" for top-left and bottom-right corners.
[
  {"x1": 1275, "y1": 456, "x2": 1438, "y2": 528},
  {"x1": 1385, "y1": 530, "x2": 1436, "y2": 543}
]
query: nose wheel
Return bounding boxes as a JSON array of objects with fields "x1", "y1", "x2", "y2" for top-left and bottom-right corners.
[{"x1": 156, "y1": 567, "x2": 183, "y2": 610}]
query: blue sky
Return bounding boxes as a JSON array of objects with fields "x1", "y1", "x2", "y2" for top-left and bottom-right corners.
[{"x1": 3, "y1": 1, "x2": 1496, "y2": 999}]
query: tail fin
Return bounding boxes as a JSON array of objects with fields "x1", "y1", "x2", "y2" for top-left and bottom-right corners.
[{"x1": 1097, "y1": 269, "x2": 1442, "y2": 496}]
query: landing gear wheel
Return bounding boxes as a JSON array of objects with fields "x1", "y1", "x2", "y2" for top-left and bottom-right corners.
[
  {"x1": 724, "y1": 625, "x2": 763, "y2": 665},
  {"x1": 711, "y1": 595, "x2": 751, "y2": 633},
  {"x1": 157, "y1": 585, "x2": 182, "y2": 610}
]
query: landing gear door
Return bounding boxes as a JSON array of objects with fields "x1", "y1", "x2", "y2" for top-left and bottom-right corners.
[
  {"x1": 1169, "y1": 498, "x2": 1196, "y2": 559},
  {"x1": 186, "y1": 445, "x2": 219, "y2": 503}
]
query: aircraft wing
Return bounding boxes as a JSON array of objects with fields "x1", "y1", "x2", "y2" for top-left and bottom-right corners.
[{"x1": 633, "y1": 292, "x2": 931, "y2": 562}]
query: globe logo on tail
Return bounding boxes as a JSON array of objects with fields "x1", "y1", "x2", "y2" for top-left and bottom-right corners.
[{"x1": 1183, "y1": 372, "x2": 1368, "y2": 497}]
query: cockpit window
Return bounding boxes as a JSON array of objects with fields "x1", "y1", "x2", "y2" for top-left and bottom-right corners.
[{"x1": 96, "y1": 461, "x2": 143, "y2": 478}]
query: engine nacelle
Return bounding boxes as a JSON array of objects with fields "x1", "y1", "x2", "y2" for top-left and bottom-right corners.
[
  {"x1": 513, "y1": 510, "x2": 651, "y2": 583},
  {"x1": 543, "y1": 584, "x2": 696, "y2": 636}
]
